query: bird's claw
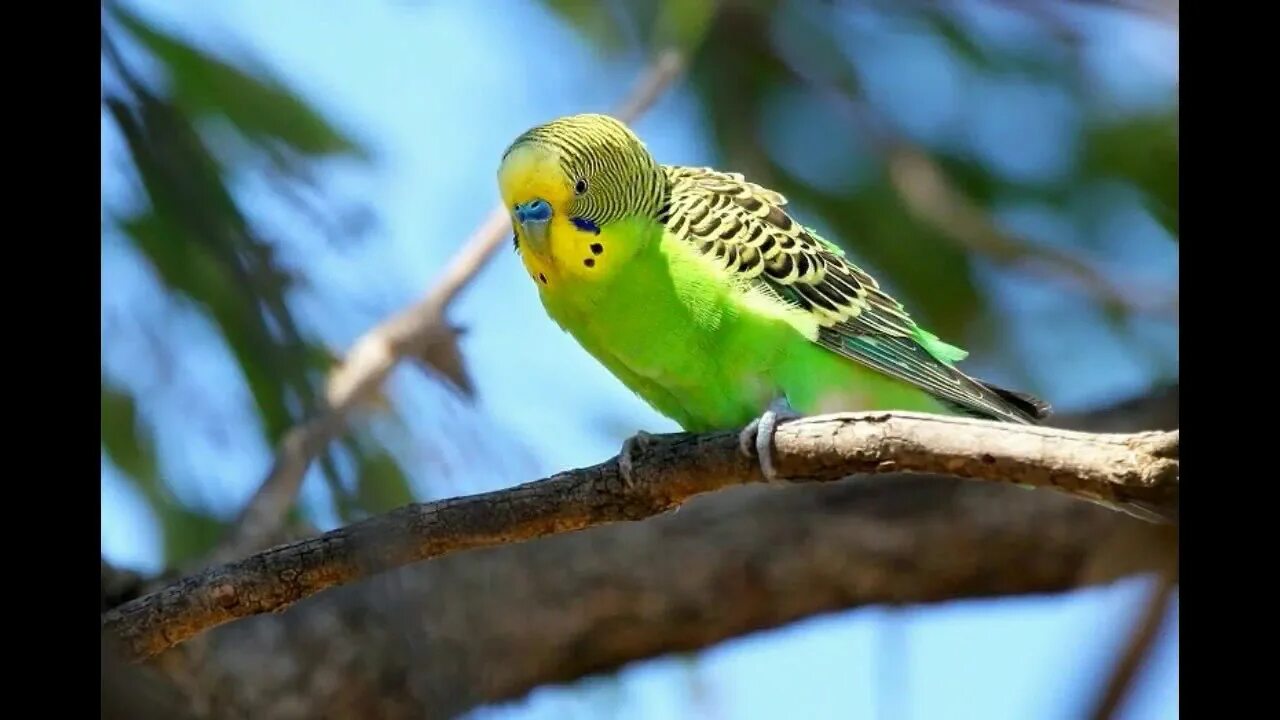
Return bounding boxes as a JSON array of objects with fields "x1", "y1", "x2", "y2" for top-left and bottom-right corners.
[
  {"x1": 738, "y1": 401, "x2": 801, "y2": 483},
  {"x1": 618, "y1": 430, "x2": 655, "y2": 489}
]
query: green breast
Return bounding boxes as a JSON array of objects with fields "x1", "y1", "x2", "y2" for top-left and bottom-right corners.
[{"x1": 536, "y1": 222, "x2": 792, "y2": 431}]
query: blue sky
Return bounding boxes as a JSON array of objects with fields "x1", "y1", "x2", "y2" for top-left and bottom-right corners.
[{"x1": 100, "y1": 2, "x2": 1178, "y2": 718}]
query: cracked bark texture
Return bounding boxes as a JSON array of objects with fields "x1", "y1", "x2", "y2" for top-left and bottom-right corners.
[
  {"x1": 102, "y1": 385, "x2": 1178, "y2": 719},
  {"x1": 104, "y1": 410, "x2": 1177, "y2": 662}
]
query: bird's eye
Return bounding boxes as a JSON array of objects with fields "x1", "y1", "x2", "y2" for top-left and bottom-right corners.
[{"x1": 574, "y1": 178, "x2": 588, "y2": 195}]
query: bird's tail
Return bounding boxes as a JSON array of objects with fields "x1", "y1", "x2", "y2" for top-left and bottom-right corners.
[
  {"x1": 977, "y1": 380, "x2": 1053, "y2": 422},
  {"x1": 937, "y1": 378, "x2": 1052, "y2": 425}
]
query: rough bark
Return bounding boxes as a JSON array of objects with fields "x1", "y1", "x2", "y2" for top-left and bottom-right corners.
[
  {"x1": 103, "y1": 411, "x2": 1178, "y2": 662},
  {"x1": 101, "y1": 385, "x2": 1178, "y2": 719},
  {"x1": 120, "y1": 477, "x2": 1173, "y2": 720}
]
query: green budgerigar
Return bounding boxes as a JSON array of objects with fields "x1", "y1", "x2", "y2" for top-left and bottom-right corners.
[{"x1": 497, "y1": 113, "x2": 1050, "y2": 483}]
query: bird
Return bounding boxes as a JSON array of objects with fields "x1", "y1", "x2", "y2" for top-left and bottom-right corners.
[{"x1": 496, "y1": 112, "x2": 1050, "y2": 485}]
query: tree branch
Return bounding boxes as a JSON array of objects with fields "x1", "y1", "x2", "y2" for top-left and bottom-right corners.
[
  {"x1": 208, "y1": 48, "x2": 687, "y2": 565},
  {"x1": 1087, "y1": 569, "x2": 1178, "y2": 720},
  {"x1": 103, "y1": 388, "x2": 1177, "y2": 717},
  {"x1": 103, "y1": 410, "x2": 1177, "y2": 662},
  {"x1": 147, "y1": 475, "x2": 1175, "y2": 719}
]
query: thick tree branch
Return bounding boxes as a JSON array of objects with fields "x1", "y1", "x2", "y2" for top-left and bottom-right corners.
[
  {"x1": 103, "y1": 387, "x2": 1177, "y2": 717},
  {"x1": 103, "y1": 410, "x2": 1177, "y2": 662},
  {"x1": 434, "y1": 481, "x2": 1174, "y2": 716},
  {"x1": 152, "y1": 476, "x2": 1175, "y2": 719},
  {"x1": 209, "y1": 49, "x2": 686, "y2": 565}
]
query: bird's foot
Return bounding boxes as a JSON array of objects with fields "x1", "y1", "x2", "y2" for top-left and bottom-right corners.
[
  {"x1": 618, "y1": 430, "x2": 656, "y2": 489},
  {"x1": 738, "y1": 398, "x2": 802, "y2": 483}
]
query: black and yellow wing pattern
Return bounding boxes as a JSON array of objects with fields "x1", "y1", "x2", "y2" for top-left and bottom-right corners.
[{"x1": 657, "y1": 165, "x2": 1050, "y2": 424}]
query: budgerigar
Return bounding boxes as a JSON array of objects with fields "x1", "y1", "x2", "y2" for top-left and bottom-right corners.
[{"x1": 497, "y1": 113, "x2": 1050, "y2": 483}]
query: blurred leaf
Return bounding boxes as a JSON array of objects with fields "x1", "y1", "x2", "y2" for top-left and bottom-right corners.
[
  {"x1": 107, "y1": 85, "x2": 328, "y2": 441},
  {"x1": 653, "y1": 0, "x2": 717, "y2": 54},
  {"x1": 102, "y1": 381, "x2": 159, "y2": 484},
  {"x1": 104, "y1": 16, "x2": 361, "y2": 430},
  {"x1": 119, "y1": 209, "x2": 299, "y2": 441},
  {"x1": 918, "y1": 8, "x2": 991, "y2": 68},
  {"x1": 110, "y1": 3, "x2": 367, "y2": 160},
  {"x1": 1080, "y1": 111, "x2": 1178, "y2": 238},
  {"x1": 541, "y1": 0, "x2": 723, "y2": 56},
  {"x1": 769, "y1": 0, "x2": 862, "y2": 97},
  {"x1": 930, "y1": 150, "x2": 1006, "y2": 207},
  {"x1": 355, "y1": 450, "x2": 415, "y2": 514},
  {"x1": 161, "y1": 508, "x2": 229, "y2": 568},
  {"x1": 916, "y1": 7, "x2": 1070, "y2": 81},
  {"x1": 540, "y1": 0, "x2": 632, "y2": 53},
  {"x1": 101, "y1": 4, "x2": 411, "y2": 569},
  {"x1": 102, "y1": 378, "x2": 227, "y2": 566},
  {"x1": 690, "y1": 4, "x2": 787, "y2": 168}
]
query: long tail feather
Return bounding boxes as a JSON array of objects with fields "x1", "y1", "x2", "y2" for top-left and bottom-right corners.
[{"x1": 977, "y1": 380, "x2": 1053, "y2": 421}]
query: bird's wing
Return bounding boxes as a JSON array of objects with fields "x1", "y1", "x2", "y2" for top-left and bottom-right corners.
[{"x1": 659, "y1": 165, "x2": 1049, "y2": 424}]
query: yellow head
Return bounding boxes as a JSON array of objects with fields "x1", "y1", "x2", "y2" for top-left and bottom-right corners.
[{"x1": 497, "y1": 113, "x2": 666, "y2": 287}]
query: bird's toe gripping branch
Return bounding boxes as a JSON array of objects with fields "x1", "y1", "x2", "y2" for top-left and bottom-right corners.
[{"x1": 738, "y1": 398, "x2": 802, "y2": 483}]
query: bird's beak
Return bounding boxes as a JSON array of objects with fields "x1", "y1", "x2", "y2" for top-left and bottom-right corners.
[{"x1": 513, "y1": 198, "x2": 553, "y2": 256}]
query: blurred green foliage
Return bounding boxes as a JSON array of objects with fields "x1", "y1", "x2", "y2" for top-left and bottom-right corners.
[
  {"x1": 101, "y1": 0, "x2": 1176, "y2": 570},
  {"x1": 102, "y1": 1, "x2": 413, "y2": 566}
]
